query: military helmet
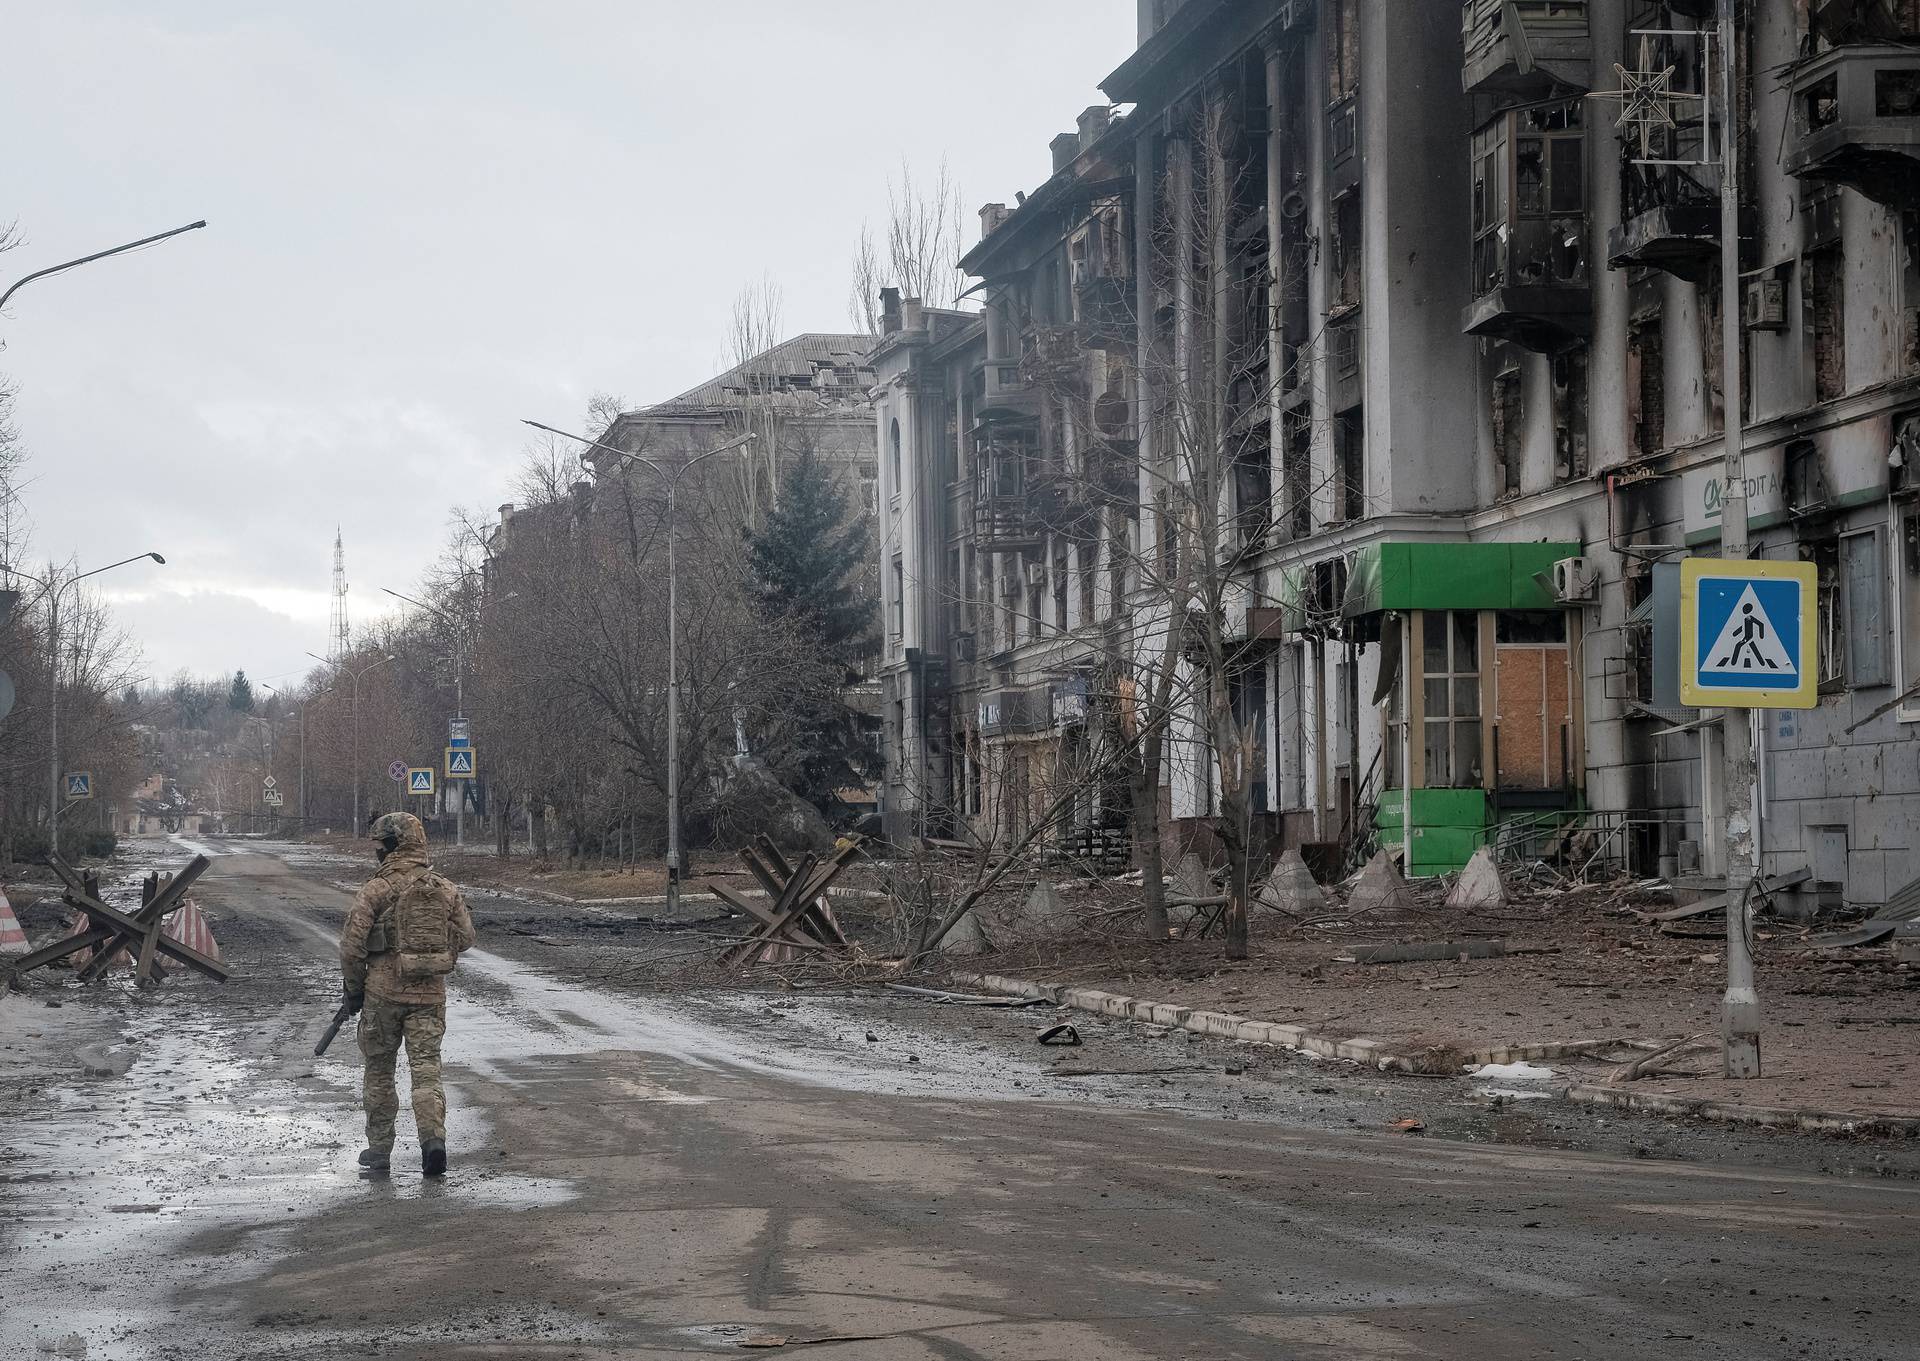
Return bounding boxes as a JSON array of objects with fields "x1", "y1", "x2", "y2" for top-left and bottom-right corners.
[{"x1": 367, "y1": 810, "x2": 427, "y2": 851}]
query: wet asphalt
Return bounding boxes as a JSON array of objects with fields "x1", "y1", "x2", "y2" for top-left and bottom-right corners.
[{"x1": 2, "y1": 837, "x2": 1918, "y2": 1360}]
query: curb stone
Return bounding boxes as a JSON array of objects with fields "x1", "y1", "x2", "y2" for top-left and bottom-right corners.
[
  {"x1": 950, "y1": 971, "x2": 1920, "y2": 1137},
  {"x1": 1565, "y1": 1082, "x2": 1920, "y2": 1138}
]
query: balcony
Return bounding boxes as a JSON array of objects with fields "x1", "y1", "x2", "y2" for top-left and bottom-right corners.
[
  {"x1": 1073, "y1": 273, "x2": 1134, "y2": 348},
  {"x1": 972, "y1": 438, "x2": 1054, "y2": 551},
  {"x1": 1464, "y1": 107, "x2": 1591, "y2": 353},
  {"x1": 1607, "y1": 201, "x2": 1719, "y2": 283},
  {"x1": 973, "y1": 357, "x2": 1039, "y2": 424},
  {"x1": 1783, "y1": 45, "x2": 1920, "y2": 210},
  {"x1": 1461, "y1": 0, "x2": 1590, "y2": 101}
]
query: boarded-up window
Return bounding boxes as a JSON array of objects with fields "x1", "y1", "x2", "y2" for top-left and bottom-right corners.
[
  {"x1": 1325, "y1": 0, "x2": 1358, "y2": 105},
  {"x1": 1336, "y1": 408, "x2": 1365, "y2": 521},
  {"x1": 1842, "y1": 528, "x2": 1891, "y2": 687},
  {"x1": 1494, "y1": 611, "x2": 1571, "y2": 790}
]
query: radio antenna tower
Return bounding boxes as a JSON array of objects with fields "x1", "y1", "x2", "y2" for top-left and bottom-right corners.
[{"x1": 329, "y1": 527, "x2": 351, "y2": 660}]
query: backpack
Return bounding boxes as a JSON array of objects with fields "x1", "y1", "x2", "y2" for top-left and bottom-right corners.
[{"x1": 385, "y1": 868, "x2": 458, "y2": 981}]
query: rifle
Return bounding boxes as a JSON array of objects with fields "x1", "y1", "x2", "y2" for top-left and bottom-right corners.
[{"x1": 314, "y1": 994, "x2": 363, "y2": 1057}]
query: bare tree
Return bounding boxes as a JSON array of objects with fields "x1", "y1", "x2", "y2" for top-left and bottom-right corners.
[{"x1": 847, "y1": 158, "x2": 970, "y2": 330}]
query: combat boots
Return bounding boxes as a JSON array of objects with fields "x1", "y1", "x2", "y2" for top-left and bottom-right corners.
[
  {"x1": 422, "y1": 1137, "x2": 447, "y2": 1177},
  {"x1": 357, "y1": 1147, "x2": 391, "y2": 1170}
]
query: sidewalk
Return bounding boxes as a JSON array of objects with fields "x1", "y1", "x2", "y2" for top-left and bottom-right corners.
[{"x1": 935, "y1": 880, "x2": 1920, "y2": 1134}]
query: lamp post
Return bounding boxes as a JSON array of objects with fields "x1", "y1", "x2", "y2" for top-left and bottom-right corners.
[
  {"x1": 381, "y1": 586, "x2": 469, "y2": 847},
  {"x1": 1, "y1": 221, "x2": 207, "y2": 314},
  {"x1": 521, "y1": 419, "x2": 755, "y2": 912},
  {"x1": 263, "y1": 683, "x2": 330, "y2": 826},
  {"x1": 308, "y1": 651, "x2": 396, "y2": 831},
  {"x1": 0, "y1": 552, "x2": 166, "y2": 857}
]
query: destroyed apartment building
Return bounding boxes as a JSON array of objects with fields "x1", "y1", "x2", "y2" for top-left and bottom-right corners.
[{"x1": 871, "y1": 0, "x2": 1920, "y2": 911}]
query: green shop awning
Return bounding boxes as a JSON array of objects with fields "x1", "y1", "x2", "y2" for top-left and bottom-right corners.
[{"x1": 1342, "y1": 541, "x2": 1582, "y2": 618}]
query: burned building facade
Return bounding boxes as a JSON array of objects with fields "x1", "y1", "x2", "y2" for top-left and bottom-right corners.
[{"x1": 874, "y1": 0, "x2": 1920, "y2": 909}]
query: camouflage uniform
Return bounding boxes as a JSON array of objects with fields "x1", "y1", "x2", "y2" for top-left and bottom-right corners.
[{"x1": 339, "y1": 812, "x2": 476, "y2": 1154}]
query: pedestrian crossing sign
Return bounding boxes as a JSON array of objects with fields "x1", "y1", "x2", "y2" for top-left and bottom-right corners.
[
  {"x1": 64, "y1": 771, "x2": 93, "y2": 800},
  {"x1": 1679, "y1": 557, "x2": 1818, "y2": 709},
  {"x1": 445, "y1": 747, "x2": 476, "y2": 780},
  {"x1": 407, "y1": 767, "x2": 436, "y2": 795}
]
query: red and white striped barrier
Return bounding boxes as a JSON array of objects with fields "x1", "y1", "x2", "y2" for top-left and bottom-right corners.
[
  {"x1": 163, "y1": 899, "x2": 220, "y2": 961},
  {"x1": 62, "y1": 910, "x2": 132, "y2": 971},
  {"x1": 0, "y1": 890, "x2": 28, "y2": 955}
]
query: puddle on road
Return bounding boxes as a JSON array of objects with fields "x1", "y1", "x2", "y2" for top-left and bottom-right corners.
[{"x1": 0, "y1": 984, "x2": 574, "y2": 1361}]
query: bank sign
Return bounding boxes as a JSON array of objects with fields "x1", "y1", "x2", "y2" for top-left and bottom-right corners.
[{"x1": 1678, "y1": 558, "x2": 1818, "y2": 709}]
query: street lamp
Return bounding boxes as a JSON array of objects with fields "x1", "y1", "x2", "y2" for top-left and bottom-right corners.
[
  {"x1": 521, "y1": 418, "x2": 755, "y2": 912},
  {"x1": 1, "y1": 221, "x2": 208, "y2": 313},
  {"x1": 381, "y1": 586, "x2": 469, "y2": 847},
  {"x1": 263, "y1": 683, "x2": 331, "y2": 827},
  {"x1": 0, "y1": 552, "x2": 166, "y2": 857},
  {"x1": 307, "y1": 651, "x2": 396, "y2": 832}
]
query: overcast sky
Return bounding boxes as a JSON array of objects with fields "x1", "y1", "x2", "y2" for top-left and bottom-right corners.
[{"x1": 1, "y1": 1, "x2": 1134, "y2": 690}]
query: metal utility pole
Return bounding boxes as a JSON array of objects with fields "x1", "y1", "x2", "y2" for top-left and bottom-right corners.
[
  {"x1": 381, "y1": 586, "x2": 468, "y2": 847},
  {"x1": 264, "y1": 684, "x2": 327, "y2": 826},
  {"x1": 0, "y1": 221, "x2": 207, "y2": 314},
  {"x1": 1715, "y1": 0, "x2": 1761, "y2": 1078},
  {"x1": 521, "y1": 419, "x2": 755, "y2": 913},
  {"x1": 308, "y1": 651, "x2": 396, "y2": 832},
  {"x1": 0, "y1": 553, "x2": 166, "y2": 856}
]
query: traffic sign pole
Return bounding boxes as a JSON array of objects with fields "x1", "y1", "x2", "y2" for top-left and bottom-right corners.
[{"x1": 1715, "y1": 0, "x2": 1761, "y2": 1079}]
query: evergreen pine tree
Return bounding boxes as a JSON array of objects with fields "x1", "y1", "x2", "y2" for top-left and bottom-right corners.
[
  {"x1": 228, "y1": 669, "x2": 255, "y2": 713},
  {"x1": 745, "y1": 450, "x2": 878, "y2": 812}
]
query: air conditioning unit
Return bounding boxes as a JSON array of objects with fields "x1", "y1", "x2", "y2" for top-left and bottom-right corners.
[
  {"x1": 1025, "y1": 561, "x2": 1048, "y2": 588},
  {"x1": 1745, "y1": 276, "x2": 1788, "y2": 332},
  {"x1": 1551, "y1": 556, "x2": 1598, "y2": 604}
]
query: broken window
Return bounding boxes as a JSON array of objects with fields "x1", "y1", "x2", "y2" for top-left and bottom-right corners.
[
  {"x1": 1491, "y1": 365, "x2": 1524, "y2": 496},
  {"x1": 1553, "y1": 346, "x2": 1589, "y2": 479},
  {"x1": 1325, "y1": 0, "x2": 1358, "y2": 107},
  {"x1": 1628, "y1": 314, "x2": 1665, "y2": 456},
  {"x1": 890, "y1": 556, "x2": 905, "y2": 638},
  {"x1": 1421, "y1": 611, "x2": 1483, "y2": 789},
  {"x1": 1330, "y1": 191, "x2": 1362, "y2": 310},
  {"x1": 1077, "y1": 541, "x2": 1096, "y2": 626},
  {"x1": 1229, "y1": 656, "x2": 1269, "y2": 812},
  {"x1": 1336, "y1": 408, "x2": 1365, "y2": 522},
  {"x1": 1807, "y1": 537, "x2": 1847, "y2": 691},
  {"x1": 1052, "y1": 546, "x2": 1069, "y2": 632},
  {"x1": 1808, "y1": 245, "x2": 1847, "y2": 403},
  {"x1": 889, "y1": 418, "x2": 902, "y2": 499},
  {"x1": 1282, "y1": 410, "x2": 1312, "y2": 539}
]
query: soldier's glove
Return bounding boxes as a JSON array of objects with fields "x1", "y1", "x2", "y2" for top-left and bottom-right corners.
[{"x1": 343, "y1": 988, "x2": 365, "y2": 1015}]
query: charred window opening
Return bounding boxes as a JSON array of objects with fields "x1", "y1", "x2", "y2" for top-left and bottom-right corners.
[
  {"x1": 1804, "y1": 536, "x2": 1847, "y2": 691},
  {"x1": 1785, "y1": 439, "x2": 1832, "y2": 517},
  {"x1": 1331, "y1": 191, "x2": 1363, "y2": 311},
  {"x1": 1282, "y1": 409, "x2": 1312, "y2": 539},
  {"x1": 1491, "y1": 364, "x2": 1525, "y2": 496},
  {"x1": 1076, "y1": 540, "x2": 1096, "y2": 624},
  {"x1": 1808, "y1": 245, "x2": 1847, "y2": 403},
  {"x1": 1553, "y1": 345, "x2": 1589, "y2": 479},
  {"x1": 1052, "y1": 545, "x2": 1069, "y2": 632},
  {"x1": 1335, "y1": 408, "x2": 1365, "y2": 522},
  {"x1": 1325, "y1": 0, "x2": 1359, "y2": 108},
  {"x1": 1627, "y1": 313, "x2": 1665, "y2": 456}
]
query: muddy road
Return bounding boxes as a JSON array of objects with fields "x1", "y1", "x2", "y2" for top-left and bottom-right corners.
[{"x1": 3, "y1": 838, "x2": 1918, "y2": 1360}]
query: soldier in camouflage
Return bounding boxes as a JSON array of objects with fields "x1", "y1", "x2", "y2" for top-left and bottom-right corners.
[{"x1": 339, "y1": 811, "x2": 476, "y2": 1176}]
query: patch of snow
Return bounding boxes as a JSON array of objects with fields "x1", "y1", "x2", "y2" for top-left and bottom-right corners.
[{"x1": 1467, "y1": 1060, "x2": 1558, "y2": 1082}]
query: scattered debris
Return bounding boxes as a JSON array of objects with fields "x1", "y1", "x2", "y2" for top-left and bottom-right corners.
[
  {"x1": 1037, "y1": 1023, "x2": 1081, "y2": 1047},
  {"x1": 1389, "y1": 1117, "x2": 1425, "y2": 1133},
  {"x1": 1343, "y1": 939, "x2": 1506, "y2": 965}
]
